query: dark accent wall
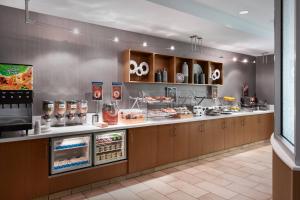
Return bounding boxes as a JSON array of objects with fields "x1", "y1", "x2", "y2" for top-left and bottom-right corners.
[
  {"x1": 0, "y1": 5, "x2": 256, "y2": 115},
  {"x1": 256, "y1": 55, "x2": 275, "y2": 104}
]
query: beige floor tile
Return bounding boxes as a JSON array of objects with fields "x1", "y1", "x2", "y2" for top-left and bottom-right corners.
[
  {"x1": 213, "y1": 160, "x2": 243, "y2": 170},
  {"x1": 120, "y1": 178, "x2": 139, "y2": 187},
  {"x1": 254, "y1": 184, "x2": 272, "y2": 195},
  {"x1": 166, "y1": 190, "x2": 198, "y2": 200},
  {"x1": 135, "y1": 174, "x2": 155, "y2": 183},
  {"x1": 109, "y1": 188, "x2": 142, "y2": 200},
  {"x1": 157, "y1": 175, "x2": 179, "y2": 183},
  {"x1": 137, "y1": 189, "x2": 169, "y2": 200},
  {"x1": 220, "y1": 174, "x2": 258, "y2": 187},
  {"x1": 150, "y1": 171, "x2": 168, "y2": 178},
  {"x1": 125, "y1": 182, "x2": 150, "y2": 194},
  {"x1": 169, "y1": 180, "x2": 208, "y2": 198},
  {"x1": 171, "y1": 171, "x2": 204, "y2": 184},
  {"x1": 215, "y1": 166, "x2": 250, "y2": 178},
  {"x1": 83, "y1": 187, "x2": 105, "y2": 198},
  {"x1": 196, "y1": 181, "x2": 237, "y2": 199},
  {"x1": 174, "y1": 164, "x2": 190, "y2": 171},
  {"x1": 230, "y1": 194, "x2": 253, "y2": 200},
  {"x1": 201, "y1": 167, "x2": 225, "y2": 176},
  {"x1": 185, "y1": 161, "x2": 200, "y2": 167},
  {"x1": 209, "y1": 177, "x2": 232, "y2": 187},
  {"x1": 162, "y1": 167, "x2": 179, "y2": 174},
  {"x1": 86, "y1": 193, "x2": 114, "y2": 200},
  {"x1": 194, "y1": 171, "x2": 218, "y2": 181},
  {"x1": 198, "y1": 192, "x2": 226, "y2": 200},
  {"x1": 247, "y1": 175, "x2": 272, "y2": 186},
  {"x1": 61, "y1": 193, "x2": 86, "y2": 200},
  {"x1": 226, "y1": 183, "x2": 271, "y2": 200},
  {"x1": 235, "y1": 160, "x2": 268, "y2": 171},
  {"x1": 143, "y1": 179, "x2": 177, "y2": 195},
  {"x1": 101, "y1": 183, "x2": 123, "y2": 192},
  {"x1": 182, "y1": 166, "x2": 201, "y2": 175}
]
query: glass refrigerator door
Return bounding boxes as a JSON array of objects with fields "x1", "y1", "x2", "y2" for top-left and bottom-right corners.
[
  {"x1": 94, "y1": 130, "x2": 127, "y2": 165},
  {"x1": 51, "y1": 134, "x2": 92, "y2": 174}
]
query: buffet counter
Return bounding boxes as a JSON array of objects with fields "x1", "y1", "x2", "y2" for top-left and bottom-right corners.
[
  {"x1": 0, "y1": 110, "x2": 274, "y2": 200},
  {"x1": 0, "y1": 110, "x2": 274, "y2": 143}
]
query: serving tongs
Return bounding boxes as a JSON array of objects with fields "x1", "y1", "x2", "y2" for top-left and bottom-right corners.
[{"x1": 194, "y1": 96, "x2": 206, "y2": 106}]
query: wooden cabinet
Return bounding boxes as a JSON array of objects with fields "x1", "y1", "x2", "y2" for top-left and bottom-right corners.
[
  {"x1": 157, "y1": 124, "x2": 174, "y2": 165},
  {"x1": 156, "y1": 123, "x2": 190, "y2": 165},
  {"x1": 213, "y1": 119, "x2": 225, "y2": 152},
  {"x1": 224, "y1": 118, "x2": 237, "y2": 149},
  {"x1": 0, "y1": 139, "x2": 49, "y2": 200},
  {"x1": 128, "y1": 126, "x2": 158, "y2": 173},
  {"x1": 244, "y1": 116, "x2": 258, "y2": 144},
  {"x1": 203, "y1": 119, "x2": 225, "y2": 154},
  {"x1": 189, "y1": 121, "x2": 204, "y2": 158},
  {"x1": 173, "y1": 123, "x2": 190, "y2": 162},
  {"x1": 236, "y1": 117, "x2": 246, "y2": 145},
  {"x1": 260, "y1": 113, "x2": 274, "y2": 140}
]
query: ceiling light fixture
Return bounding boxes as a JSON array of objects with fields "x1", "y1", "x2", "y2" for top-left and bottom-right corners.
[
  {"x1": 142, "y1": 42, "x2": 148, "y2": 47},
  {"x1": 72, "y1": 28, "x2": 80, "y2": 35},
  {"x1": 170, "y1": 45, "x2": 175, "y2": 51},
  {"x1": 113, "y1": 37, "x2": 119, "y2": 43},
  {"x1": 239, "y1": 10, "x2": 249, "y2": 15},
  {"x1": 242, "y1": 59, "x2": 249, "y2": 63},
  {"x1": 190, "y1": 35, "x2": 203, "y2": 53},
  {"x1": 232, "y1": 57, "x2": 237, "y2": 62}
]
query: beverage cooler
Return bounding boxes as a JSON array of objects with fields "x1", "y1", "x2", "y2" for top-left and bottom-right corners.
[
  {"x1": 94, "y1": 130, "x2": 127, "y2": 165},
  {"x1": 50, "y1": 134, "x2": 92, "y2": 174}
]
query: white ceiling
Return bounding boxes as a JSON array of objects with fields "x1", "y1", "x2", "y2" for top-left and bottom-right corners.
[{"x1": 0, "y1": 0, "x2": 274, "y2": 56}]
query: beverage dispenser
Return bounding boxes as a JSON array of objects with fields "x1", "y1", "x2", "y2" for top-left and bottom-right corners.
[{"x1": 0, "y1": 63, "x2": 33, "y2": 135}]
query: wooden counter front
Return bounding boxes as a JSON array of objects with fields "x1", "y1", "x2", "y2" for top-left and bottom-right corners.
[{"x1": 0, "y1": 113, "x2": 274, "y2": 200}]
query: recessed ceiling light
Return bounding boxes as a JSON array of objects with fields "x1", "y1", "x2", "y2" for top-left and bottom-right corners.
[
  {"x1": 243, "y1": 58, "x2": 249, "y2": 63},
  {"x1": 170, "y1": 45, "x2": 175, "y2": 50},
  {"x1": 72, "y1": 28, "x2": 80, "y2": 35},
  {"x1": 113, "y1": 37, "x2": 119, "y2": 43},
  {"x1": 239, "y1": 10, "x2": 249, "y2": 15},
  {"x1": 142, "y1": 42, "x2": 148, "y2": 47},
  {"x1": 232, "y1": 57, "x2": 237, "y2": 62}
]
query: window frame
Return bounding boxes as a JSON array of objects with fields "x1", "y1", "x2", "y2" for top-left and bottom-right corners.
[{"x1": 274, "y1": 0, "x2": 297, "y2": 161}]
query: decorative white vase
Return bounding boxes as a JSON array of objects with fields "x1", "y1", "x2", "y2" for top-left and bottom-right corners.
[{"x1": 182, "y1": 62, "x2": 189, "y2": 83}]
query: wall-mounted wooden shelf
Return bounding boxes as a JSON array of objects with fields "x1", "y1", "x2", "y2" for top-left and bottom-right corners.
[
  {"x1": 154, "y1": 54, "x2": 175, "y2": 83},
  {"x1": 123, "y1": 49, "x2": 223, "y2": 86}
]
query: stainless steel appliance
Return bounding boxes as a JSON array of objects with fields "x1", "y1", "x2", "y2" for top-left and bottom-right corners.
[
  {"x1": 50, "y1": 134, "x2": 92, "y2": 174},
  {"x1": 94, "y1": 130, "x2": 127, "y2": 165},
  {"x1": 0, "y1": 63, "x2": 33, "y2": 135}
]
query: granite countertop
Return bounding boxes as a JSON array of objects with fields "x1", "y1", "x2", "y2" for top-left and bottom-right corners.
[{"x1": 0, "y1": 110, "x2": 274, "y2": 143}]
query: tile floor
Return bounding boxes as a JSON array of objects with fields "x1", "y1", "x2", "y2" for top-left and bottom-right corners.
[{"x1": 58, "y1": 142, "x2": 272, "y2": 200}]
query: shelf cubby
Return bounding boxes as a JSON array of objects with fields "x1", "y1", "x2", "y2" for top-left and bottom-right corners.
[
  {"x1": 175, "y1": 57, "x2": 193, "y2": 84},
  {"x1": 192, "y1": 59, "x2": 210, "y2": 84},
  {"x1": 153, "y1": 54, "x2": 175, "y2": 83},
  {"x1": 208, "y1": 61, "x2": 223, "y2": 85},
  {"x1": 123, "y1": 49, "x2": 154, "y2": 83}
]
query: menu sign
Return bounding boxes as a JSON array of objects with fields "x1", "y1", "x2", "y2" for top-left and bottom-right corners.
[
  {"x1": 112, "y1": 82, "x2": 122, "y2": 101},
  {"x1": 92, "y1": 82, "x2": 103, "y2": 101},
  {"x1": 0, "y1": 64, "x2": 33, "y2": 90}
]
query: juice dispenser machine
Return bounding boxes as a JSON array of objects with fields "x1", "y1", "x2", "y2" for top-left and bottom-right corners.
[{"x1": 0, "y1": 63, "x2": 33, "y2": 135}]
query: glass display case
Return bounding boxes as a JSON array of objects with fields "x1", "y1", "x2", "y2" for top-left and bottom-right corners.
[
  {"x1": 94, "y1": 130, "x2": 126, "y2": 165},
  {"x1": 50, "y1": 134, "x2": 92, "y2": 174}
]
